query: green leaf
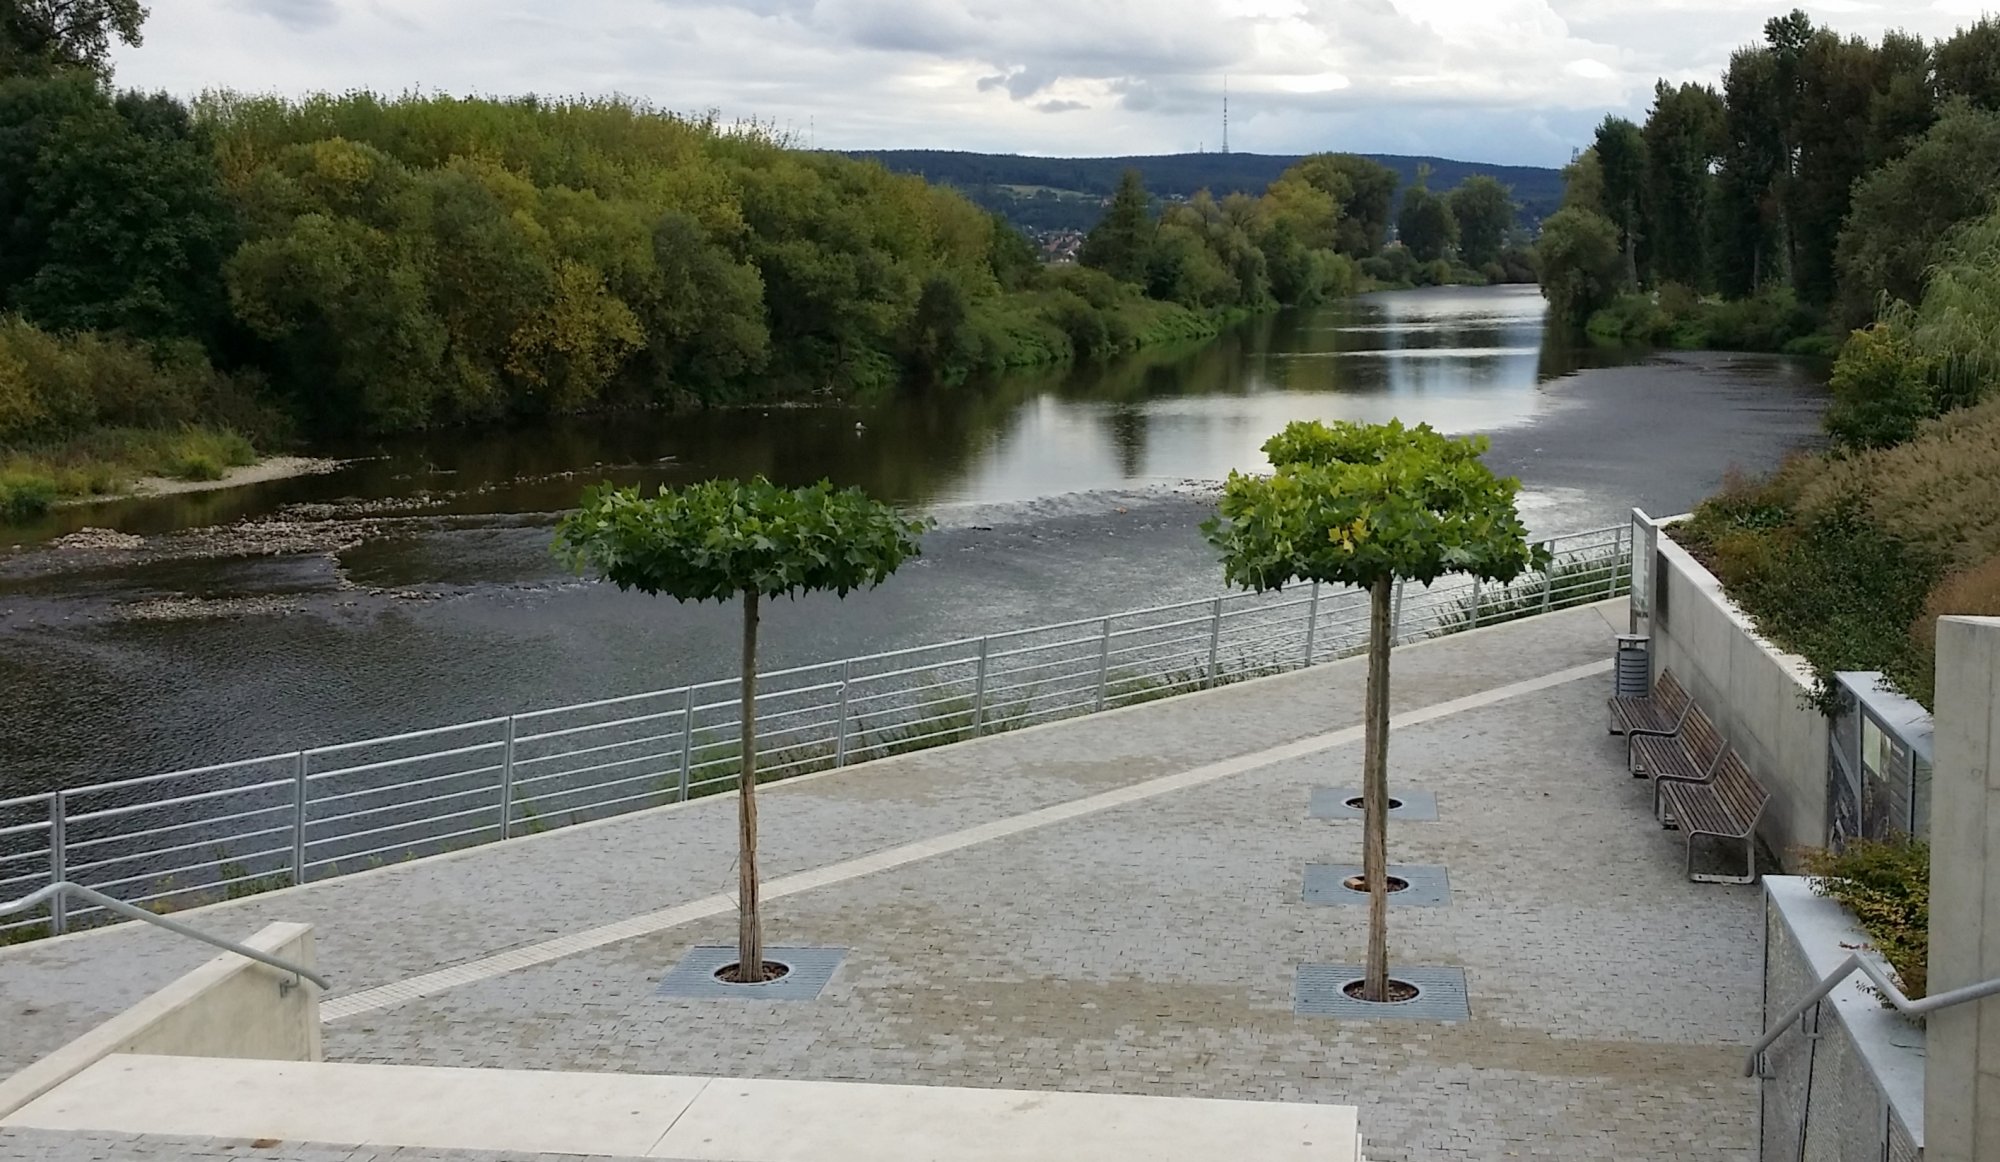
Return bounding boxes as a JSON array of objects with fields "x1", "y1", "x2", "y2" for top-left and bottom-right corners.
[{"x1": 552, "y1": 476, "x2": 928, "y2": 603}]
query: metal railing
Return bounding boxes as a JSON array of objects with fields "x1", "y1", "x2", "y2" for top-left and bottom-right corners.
[
  {"x1": 0, "y1": 523, "x2": 1633, "y2": 940},
  {"x1": 1747, "y1": 952, "x2": 2000, "y2": 1076},
  {"x1": 0, "y1": 882, "x2": 328, "y2": 989}
]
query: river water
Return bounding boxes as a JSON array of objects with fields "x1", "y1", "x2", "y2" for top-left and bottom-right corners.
[{"x1": 0, "y1": 286, "x2": 1825, "y2": 797}]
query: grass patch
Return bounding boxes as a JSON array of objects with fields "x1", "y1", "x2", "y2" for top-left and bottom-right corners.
[
  {"x1": 0, "y1": 425, "x2": 260, "y2": 521},
  {"x1": 1428, "y1": 551, "x2": 1624, "y2": 636}
]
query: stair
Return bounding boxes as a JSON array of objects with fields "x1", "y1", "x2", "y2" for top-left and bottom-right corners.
[{"x1": 3, "y1": 1054, "x2": 1364, "y2": 1161}]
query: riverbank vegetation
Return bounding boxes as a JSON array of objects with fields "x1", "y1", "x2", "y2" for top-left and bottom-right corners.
[
  {"x1": 1078, "y1": 159, "x2": 1539, "y2": 304},
  {"x1": 1537, "y1": 11, "x2": 2000, "y2": 356},
  {"x1": 1569, "y1": 9, "x2": 2000, "y2": 712},
  {"x1": 0, "y1": 3, "x2": 1546, "y2": 521}
]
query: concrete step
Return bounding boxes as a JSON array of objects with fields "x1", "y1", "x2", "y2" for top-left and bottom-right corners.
[{"x1": 3, "y1": 1054, "x2": 1364, "y2": 1161}]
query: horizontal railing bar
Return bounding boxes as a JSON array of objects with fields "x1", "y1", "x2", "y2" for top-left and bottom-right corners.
[
  {"x1": 510, "y1": 730, "x2": 679, "y2": 771},
  {"x1": 514, "y1": 707, "x2": 686, "y2": 747},
  {"x1": 513, "y1": 767, "x2": 673, "y2": 809},
  {"x1": 306, "y1": 823, "x2": 501, "y2": 872},
  {"x1": 67, "y1": 845, "x2": 295, "y2": 897},
  {"x1": 66, "y1": 824, "x2": 296, "y2": 875},
  {"x1": 305, "y1": 780, "x2": 504, "y2": 836},
  {"x1": 304, "y1": 717, "x2": 509, "y2": 758},
  {"x1": 61, "y1": 801, "x2": 294, "y2": 853},
  {"x1": 302, "y1": 766, "x2": 498, "y2": 811},
  {"x1": 64, "y1": 778, "x2": 295, "y2": 826},
  {"x1": 523, "y1": 784, "x2": 680, "y2": 822},
  {"x1": 305, "y1": 802, "x2": 501, "y2": 852},
  {"x1": 306, "y1": 739, "x2": 505, "y2": 783},
  {"x1": 511, "y1": 750, "x2": 677, "y2": 792},
  {"x1": 51, "y1": 755, "x2": 295, "y2": 801}
]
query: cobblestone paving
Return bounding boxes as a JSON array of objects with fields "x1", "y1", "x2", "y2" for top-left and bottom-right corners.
[
  {"x1": 324, "y1": 674, "x2": 1759, "y2": 1161},
  {"x1": 2, "y1": 602, "x2": 1766, "y2": 1161},
  {"x1": 0, "y1": 603, "x2": 1617, "y2": 1078}
]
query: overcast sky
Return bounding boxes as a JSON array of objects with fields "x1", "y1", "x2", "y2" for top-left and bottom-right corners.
[{"x1": 111, "y1": 0, "x2": 1988, "y2": 168}]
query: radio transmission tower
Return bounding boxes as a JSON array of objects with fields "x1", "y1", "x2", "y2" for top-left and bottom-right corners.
[{"x1": 1222, "y1": 77, "x2": 1230, "y2": 154}]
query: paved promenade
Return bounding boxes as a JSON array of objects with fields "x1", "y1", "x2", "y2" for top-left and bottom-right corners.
[{"x1": 0, "y1": 601, "x2": 1764, "y2": 1161}]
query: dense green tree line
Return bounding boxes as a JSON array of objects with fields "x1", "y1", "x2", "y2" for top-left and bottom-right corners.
[
  {"x1": 1603, "y1": 10, "x2": 2000, "y2": 711},
  {"x1": 0, "y1": 0, "x2": 1545, "y2": 522},
  {"x1": 1078, "y1": 157, "x2": 1536, "y2": 304},
  {"x1": 1539, "y1": 9, "x2": 2000, "y2": 344},
  {"x1": 0, "y1": 2, "x2": 1237, "y2": 471}
]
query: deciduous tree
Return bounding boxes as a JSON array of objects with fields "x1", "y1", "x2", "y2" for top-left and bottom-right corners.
[
  {"x1": 1205, "y1": 421, "x2": 1544, "y2": 1002},
  {"x1": 554, "y1": 478, "x2": 925, "y2": 982},
  {"x1": 0, "y1": 0, "x2": 146, "y2": 78},
  {"x1": 1447, "y1": 176, "x2": 1513, "y2": 268},
  {"x1": 1396, "y1": 168, "x2": 1457, "y2": 264},
  {"x1": 1534, "y1": 207, "x2": 1623, "y2": 327}
]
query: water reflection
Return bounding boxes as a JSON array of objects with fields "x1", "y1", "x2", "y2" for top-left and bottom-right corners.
[{"x1": 9, "y1": 286, "x2": 1639, "y2": 542}]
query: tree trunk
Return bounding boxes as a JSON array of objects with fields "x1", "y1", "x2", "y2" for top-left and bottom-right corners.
[
  {"x1": 737, "y1": 589, "x2": 763, "y2": 980},
  {"x1": 1622, "y1": 195, "x2": 1639, "y2": 291},
  {"x1": 1362, "y1": 576, "x2": 1394, "y2": 1002}
]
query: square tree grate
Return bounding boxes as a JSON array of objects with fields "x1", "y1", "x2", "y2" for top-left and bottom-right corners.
[
  {"x1": 1309, "y1": 788, "x2": 1439, "y2": 822},
  {"x1": 656, "y1": 945, "x2": 846, "y2": 1001},
  {"x1": 1303, "y1": 863, "x2": 1451, "y2": 906},
  {"x1": 1295, "y1": 965, "x2": 1470, "y2": 1021}
]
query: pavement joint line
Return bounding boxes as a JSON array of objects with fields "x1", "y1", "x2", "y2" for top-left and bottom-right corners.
[{"x1": 319, "y1": 657, "x2": 1611, "y2": 1023}]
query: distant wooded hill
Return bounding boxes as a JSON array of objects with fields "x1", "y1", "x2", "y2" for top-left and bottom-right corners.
[{"x1": 844, "y1": 150, "x2": 1565, "y2": 235}]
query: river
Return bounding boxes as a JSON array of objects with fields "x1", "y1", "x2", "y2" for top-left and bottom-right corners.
[{"x1": 0, "y1": 286, "x2": 1825, "y2": 798}]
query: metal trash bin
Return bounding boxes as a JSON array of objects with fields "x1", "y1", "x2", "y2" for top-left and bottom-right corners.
[{"x1": 1613, "y1": 634, "x2": 1650, "y2": 700}]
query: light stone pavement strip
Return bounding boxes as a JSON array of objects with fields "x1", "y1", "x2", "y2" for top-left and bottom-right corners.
[
  {"x1": 0, "y1": 601, "x2": 1767, "y2": 1162},
  {"x1": 0, "y1": 1129, "x2": 676, "y2": 1161},
  {"x1": 0, "y1": 601, "x2": 1623, "y2": 1078},
  {"x1": 324, "y1": 657, "x2": 1608, "y2": 1022},
  {"x1": 323, "y1": 672, "x2": 1760, "y2": 1162}
]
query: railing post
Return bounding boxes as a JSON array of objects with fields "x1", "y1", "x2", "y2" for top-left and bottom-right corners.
[
  {"x1": 499, "y1": 717, "x2": 517, "y2": 840},
  {"x1": 678, "y1": 686, "x2": 696, "y2": 800},
  {"x1": 1542, "y1": 538, "x2": 1555, "y2": 614},
  {"x1": 1469, "y1": 577, "x2": 1483, "y2": 629},
  {"x1": 1609, "y1": 531, "x2": 1627, "y2": 598},
  {"x1": 1303, "y1": 582, "x2": 1320, "y2": 666},
  {"x1": 1095, "y1": 620, "x2": 1112, "y2": 711},
  {"x1": 1206, "y1": 599, "x2": 1223, "y2": 687},
  {"x1": 47, "y1": 792, "x2": 65, "y2": 936},
  {"x1": 291, "y1": 751, "x2": 308, "y2": 886},
  {"x1": 1391, "y1": 580, "x2": 1406, "y2": 647},
  {"x1": 836, "y1": 661, "x2": 853, "y2": 763},
  {"x1": 971, "y1": 641, "x2": 989, "y2": 735}
]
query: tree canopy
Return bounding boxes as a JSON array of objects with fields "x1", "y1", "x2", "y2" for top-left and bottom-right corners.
[
  {"x1": 0, "y1": 0, "x2": 146, "y2": 78},
  {"x1": 1395, "y1": 170, "x2": 1457, "y2": 265},
  {"x1": 1447, "y1": 176, "x2": 1513, "y2": 268},
  {"x1": 552, "y1": 477, "x2": 926, "y2": 603},
  {"x1": 1203, "y1": 420, "x2": 1545, "y2": 592}
]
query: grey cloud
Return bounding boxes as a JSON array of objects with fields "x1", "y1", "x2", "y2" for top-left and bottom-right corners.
[
  {"x1": 234, "y1": 0, "x2": 341, "y2": 31},
  {"x1": 1035, "y1": 99, "x2": 1087, "y2": 113},
  {"x1": 976, "y1": 74, "x2": 1007, "y2": 92}
]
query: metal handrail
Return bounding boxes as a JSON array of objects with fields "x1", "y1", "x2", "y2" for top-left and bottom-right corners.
[
  {"x1": 1745, "y1": 952, "x2": 2000, "y2": 1076},
  {"x1": 1, "y1": 522, "x2": 1633, "y2": 939},
  {"x1": 0, "y1": 882, "x2": 330, "y2": 991}
]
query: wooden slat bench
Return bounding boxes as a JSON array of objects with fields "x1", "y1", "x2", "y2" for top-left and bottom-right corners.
[
  {"x1": 1656, "y1": 751, "x2": 1769, "y2": 884},
  {"x1": 1627, "y1": 697, "x2": 1723, "y2": 781},
  {"x1": 1608, "y1": 668, "x2": 1692, "y2": 738}
]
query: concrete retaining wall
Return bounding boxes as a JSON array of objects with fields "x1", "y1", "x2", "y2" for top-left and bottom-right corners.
[
  {"x1": 1652, "y1": 533, "x2": 1828, "y2": 866},
  {"x1": 1760, "y1": 878, "x2": 1924, "y2": 1162},
  {"x1": 0, "y1": 921, "x2": 321, "y2": 1118}
]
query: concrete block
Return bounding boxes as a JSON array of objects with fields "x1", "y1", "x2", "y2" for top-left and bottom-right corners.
[
  {"x1": 0, "y1": 922, "x2": 321, "y2": 1119},
  {"x1": 1926, "y1": 617, "x2": 2000, "y2": 1162}
]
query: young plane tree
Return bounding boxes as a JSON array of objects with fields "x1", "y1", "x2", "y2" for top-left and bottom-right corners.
[
  {"x1": 555, "y1": 477, "x2": 925, "y2": 981},
  {"x1": 1204, "y1": 420, "x2": 1545, "y2": 1001}
]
